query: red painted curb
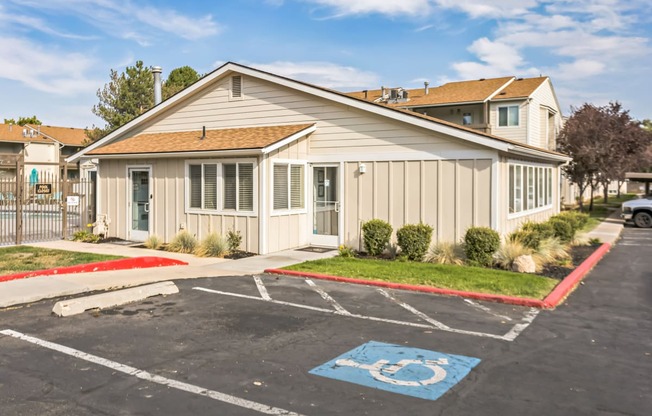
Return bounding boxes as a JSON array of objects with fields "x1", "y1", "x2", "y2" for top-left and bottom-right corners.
[
  {"x1": 542, "y1": 242, "x2": 612, "y2": 308},
  {"x1": 264, "y1": 242, "x2": 613, "y2": 309},
  {"x1": 0, "y1": 256, "x2": 188, "y2": 283}
]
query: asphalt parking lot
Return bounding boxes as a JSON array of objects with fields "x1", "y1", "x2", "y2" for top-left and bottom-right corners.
[{"x1": 1, "y1": 227, "x2": 650, "y2": 415}]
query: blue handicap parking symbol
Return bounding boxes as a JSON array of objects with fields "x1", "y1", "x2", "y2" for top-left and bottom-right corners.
[{"x1": 310, "y1": 341, "x2": 480, "y2": 401}]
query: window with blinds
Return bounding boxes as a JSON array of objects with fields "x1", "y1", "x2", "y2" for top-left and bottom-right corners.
[
  {"x1": 273, "y1": 163, "x2": 305, "y2": 211},
  {"x1": 187, "y1": 161, "x2": 255, "y2": 213}
]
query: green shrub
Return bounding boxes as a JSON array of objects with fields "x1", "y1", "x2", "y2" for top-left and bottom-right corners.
[
  {"x1": 425, "y1": 241, "x2": 465, "y2": 265},
  {"x1": 167, "y1": 230, "x2": 198, "y2": 254},
  {"x1": 337, "y1": 245, "x2": 356, "y2": 258},
  {"x1": 226, "y1": 229, "x2": 243, "y2": 252},
  {"x1": 464, "y1": 226, "x2": 500, "y2": 267},
  {"x1": 362, "y1": 219, "x2": 393, "y2": 256},
  {"x1": 144, "y1": 235, "x2": 162, "y2": 250},
  {"x1": 195, "y1": 233, "x2": 228, "y2": 257},
  {"x1": 508, "y1": 230, "x2": 540, "y2": 250},
  {"x1": 554, "y1": 211, "x2": 589, "y2": 231},
  {"x1": 547, "y1": 218, "x2": 573, "y2": 243},
  {"x1": 72, "y1": 230, "x2": 100, "y2": 243},
  {"x1": 396, "y1": 223, "x2": 434, "y2": 261}
]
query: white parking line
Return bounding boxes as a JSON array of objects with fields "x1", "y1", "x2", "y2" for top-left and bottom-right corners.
[
  {"x1": 501, "y1": 308, "x2": 540, "y2": 342},
  {"x1": 463, "y1": 299, "x2": 513, "y2": 322},
  {"x1": 254, "y1": 275, "x2": 272, "y2": 301},
  {"x1": 192, "y1": 286, "x2": 533, "y2": 342},
  {"x1": 0, "y1": 329, "x2": 305, "y2": 416},
  {"x1": 377, "y1": 289, "x2": 450, "y2": 330},
  {"x1": 305, "y1": 279, "x2": 351, "y2": 315}
]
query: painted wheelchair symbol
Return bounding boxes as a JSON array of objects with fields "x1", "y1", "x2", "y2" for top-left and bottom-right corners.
[{"x1": 335, "y1": 357, "x2": 449, "y2": 387}]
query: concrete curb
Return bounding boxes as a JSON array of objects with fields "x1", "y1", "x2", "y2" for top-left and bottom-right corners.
[
  {"x1": 264, "y1": 242, "x2": 613, "y2": 309},
  {"x1": 0, "y1": 257, "x2": 188, "y2": 283},
  {"x1": 52, "y1": 281, "x2": 179, "y2": 317}
]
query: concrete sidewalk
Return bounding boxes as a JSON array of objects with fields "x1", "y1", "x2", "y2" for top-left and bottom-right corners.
[
  {"x1": 0, "y1": 241, "x2": 337, "y2": 309},
  {"x1": 585, "y1": 209, "x2": 624, "y2": 245}
]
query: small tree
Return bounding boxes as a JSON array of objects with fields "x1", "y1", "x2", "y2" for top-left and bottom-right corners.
[{"x1": 163, "y1": 66, "x2": 201, "y2": 99}]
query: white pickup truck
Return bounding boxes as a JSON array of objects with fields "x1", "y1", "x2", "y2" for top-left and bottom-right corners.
[{"x1": 621, "y1": 197, "x2": 652, "y2": 228}]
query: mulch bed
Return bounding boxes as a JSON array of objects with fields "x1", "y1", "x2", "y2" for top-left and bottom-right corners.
[{"x1": 537, "y1": 244, "x2": 601, "y2": 280}]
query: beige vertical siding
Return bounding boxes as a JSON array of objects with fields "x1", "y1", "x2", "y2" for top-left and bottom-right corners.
[
  {"x1": 98, "y1": 158, "x2": 259, "y2": 252},
  {"x1": 265, "y1": 136, "x2": 309, "y2": 252},
  {"x1": 342, "y1": 159, "x2": 492, "y2": 248}
]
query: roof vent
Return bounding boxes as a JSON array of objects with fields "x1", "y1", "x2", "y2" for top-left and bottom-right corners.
[
  {"x1": 424, "y1": 81, "x2": 429, "y2": 95},
  {"x1": 479, "y1": 78, "x2": 486, "y2": 81},
  {"x1": 231, "y1": 75, "x2": 242, "y2": 98}
]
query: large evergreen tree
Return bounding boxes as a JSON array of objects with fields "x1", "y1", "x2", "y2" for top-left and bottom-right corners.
[{"x1": 163, "y1": 66, "x2": 200, "y2": 100}]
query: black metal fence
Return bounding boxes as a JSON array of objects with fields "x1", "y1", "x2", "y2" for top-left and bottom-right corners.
[{"x1": 0, "y1": 165, "x2": 95, "y2": 246}]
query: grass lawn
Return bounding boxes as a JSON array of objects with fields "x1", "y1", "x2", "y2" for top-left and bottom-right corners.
[
  {"x1": 0, "y1": 246, "x2": 124, "y2": 276},
  {"x1": 580, "y1": 193, "x2": 637, "y2": 232},
  {"x1": 282, "y1": 257, "x2": 559, "y2": 299}
]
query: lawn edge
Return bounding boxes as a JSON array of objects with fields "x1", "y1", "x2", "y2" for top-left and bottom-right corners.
[
  {"x1": 0, "y1": 256, "x2": 188, "y2": 283},
  {"x1": 264, "y1": 242, "x2": 613, "y2": 309}
]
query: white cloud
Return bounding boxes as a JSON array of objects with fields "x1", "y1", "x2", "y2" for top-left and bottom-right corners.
[
  {"x1": 434, "y1": 0, "x2": 539, "y2": 18},
  {"x1": 240, "y1": 61, "x2": 380, "y2": 89},
  {"x1": 5, "y1": 0, "x2": 221, "y2": 42},
  {"x1": 303, "y1": 0, "x2": 432, "y2": 17},
  {"x1": 553, "y1": 59, "x2": 606, "y2": 81},
  {"x1": 0, "y1": 37, "x2": 100, "y2": 95}
]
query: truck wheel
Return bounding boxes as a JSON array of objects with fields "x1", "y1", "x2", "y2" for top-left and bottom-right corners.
[{"x1": 633, "y1": 211, "x2": 652, "y2": 228}]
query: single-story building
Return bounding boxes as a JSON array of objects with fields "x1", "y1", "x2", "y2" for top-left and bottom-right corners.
[{"x1": 69, "y1": 62, "x2": 570, "y2": 253}]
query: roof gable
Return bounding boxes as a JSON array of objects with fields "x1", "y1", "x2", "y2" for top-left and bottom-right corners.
[{"x1": 69, "y1": 63, "x2": 568, "y2": 163}]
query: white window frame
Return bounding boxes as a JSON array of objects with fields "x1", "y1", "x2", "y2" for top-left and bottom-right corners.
[
  {"x1": 185, "y1": 158, "x2": 257, "y2": 216},
  {"x1": 271, "y1": 159, "x2": 308, "y2": 216},
  {"x1": 498, "y1": 105, "x2": 520, "y2": 127},
  {"x1": 508, "y1": 161, "x2": 553, "y2": 219}
]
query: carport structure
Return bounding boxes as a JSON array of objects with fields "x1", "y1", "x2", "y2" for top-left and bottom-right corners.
[{"x1": 625, "y1": 172, "x2": 652, "y2": 195}]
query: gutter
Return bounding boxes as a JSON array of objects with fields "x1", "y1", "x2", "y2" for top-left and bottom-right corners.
[{"x1": 83, "y1": 148, "x2": 264, "y2": 160}]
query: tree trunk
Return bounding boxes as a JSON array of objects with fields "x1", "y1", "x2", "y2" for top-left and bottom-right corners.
[{"x1": 589, "y1": 183, "x2": 595, "y2": 211}]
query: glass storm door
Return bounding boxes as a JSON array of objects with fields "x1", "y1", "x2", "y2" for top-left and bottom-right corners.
[
  {"x1": 311, "y1": 166, "x2": 339, "y2": 247},
  {"x1": 129, "y1": 168, "x2": 151, "y2": 241}
]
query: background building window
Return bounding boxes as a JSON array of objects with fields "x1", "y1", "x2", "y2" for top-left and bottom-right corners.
[{"x1": 462, "y1": 112, "x2": 473, "y2": 125}]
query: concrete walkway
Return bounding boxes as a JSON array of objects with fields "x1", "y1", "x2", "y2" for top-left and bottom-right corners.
[
  {"x1": 585, "y1": 209, "x2": 624, "y2": 245},
  {"x1": 0, "y1": 241, "x2": 337, "y2": 309}
]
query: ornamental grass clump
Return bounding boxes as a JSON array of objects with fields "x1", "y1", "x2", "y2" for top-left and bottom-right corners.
[
  {"x1": 167, "y1": 230, "x2": 198, "y2": 254},
  {"x1": 425, "y1": 241, "x2": 465, "y2": 265},
  {"x1": 195, "y1": 233, "x2": 229, "y2": 257},
  {"x1": 144, "y1": 234, "x2": 162, "y2": 250},
  {"x1": 396, "y1": 223, "x2": 434, "y2": 261},
  {"x1": 464, "y1": 226, "x2": 500, "y2": 267},
  {"x1": 494, "y1": 239, "x2": 532, "y2": 271},
  {"x1": 362, "y1": 219, "x2": 393, "y2": 256}
]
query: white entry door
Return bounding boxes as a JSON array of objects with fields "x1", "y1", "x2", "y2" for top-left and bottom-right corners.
[
  {"x1": 128, "y1": 167, "x2": 151, "y2": 242},
  {"x1": 310, "y1": 165, "x2": 340, "y2": 247}
]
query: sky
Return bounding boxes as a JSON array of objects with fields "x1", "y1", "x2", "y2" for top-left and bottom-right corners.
[{"x1": 1, "y1": 0, "x2": 651, "y2": 128}]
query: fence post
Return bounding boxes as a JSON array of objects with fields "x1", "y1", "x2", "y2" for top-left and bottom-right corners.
[
  {"x1": 62, "y1": 164, "x2": 68, "y2": 240},
  {"x1": 15, "y1": 161, "x2": 23, "y2": 245}
]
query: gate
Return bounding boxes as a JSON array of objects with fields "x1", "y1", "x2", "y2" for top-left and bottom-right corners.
[{"x1": 0, "y1": 162, "x2": 95, "y2": 246}]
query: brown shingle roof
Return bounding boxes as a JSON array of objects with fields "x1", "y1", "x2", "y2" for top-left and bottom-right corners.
[
  {"x1": 0, "y1": 124, "x2": 52, "y2": 144},
  {"x1": 88, "y1": 124, "x2": 315, "y2": 155},
  {"x1": 492, "y1": 77, "x2": 548, "y2": 100},
  {"x1": 30, "y1": 125, "x2": 89, "y2": 146},
  {"x1": 347, "y1": 76, "x2": 515, "y2": 107},
  {"x1": 0, "y1": 124, "x2": 88, "y2": 146}
]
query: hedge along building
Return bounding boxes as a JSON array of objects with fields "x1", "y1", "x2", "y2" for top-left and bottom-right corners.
[{"x1": 68, "y1": 62, "x2": 570, "y2": 254}]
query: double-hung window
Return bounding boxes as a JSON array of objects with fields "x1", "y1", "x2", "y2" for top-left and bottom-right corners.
[
  {"x1": 187, "y1": 160, "x2": 254, "y2": 213},
  {"x1": 273, "y1": 162, "x2": 305, "y2": 211},
  {"x1": 498, "y1": 105, "x2": 519, "y2": 127}
]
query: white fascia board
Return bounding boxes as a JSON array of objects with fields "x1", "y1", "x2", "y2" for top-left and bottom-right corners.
[
  {"x1": 507, "y1": 146, "x2": 570, "y2": 163},
  {"x1": 401, "y1": 100, "x2": 483, "y2": 108},
  {"x1": 262, "y1": 124, "x2": 316, "y2": 154},
  {"x1": 90, "y1": 149, "x2": 263, "y2": 160}
]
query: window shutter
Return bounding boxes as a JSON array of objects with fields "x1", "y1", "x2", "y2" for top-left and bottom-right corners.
[
  {"x1": 290, "y1": 165, "x2": 304, "y2": 209},
  {"x1": 223, "y1": 164, "x2": 236, "y2": 210},
  {"x1": 273, "y1": 164, "x2": 288, "y2": 210},
  {"x1": 238, "y1": 163, "x2": 254, "y2": 211},
  {"x1": 231, "y1": 75, "x2": 242, "y2": 98},
  {"x1": 204, "y1": 164, "x2": 217, "y2": 209},
  {"x1": 189, "y1": 165, "x2": 202, "y2": 208}
]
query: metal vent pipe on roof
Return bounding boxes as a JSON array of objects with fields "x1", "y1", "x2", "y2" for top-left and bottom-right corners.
[
  {"x1": 424, "y1": 81, "x2": 429, "y2": 95},
  {"x1": 152, "y1": 66, "x2": 162, "y2": 105}
]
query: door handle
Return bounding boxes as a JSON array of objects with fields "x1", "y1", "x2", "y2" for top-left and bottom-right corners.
[
  {"x1": 144, "y1": 203, "x2": 150, "y2": 213},
  {"x1": 334, "y1": 201, "x2": 340, "y2": 213}
]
